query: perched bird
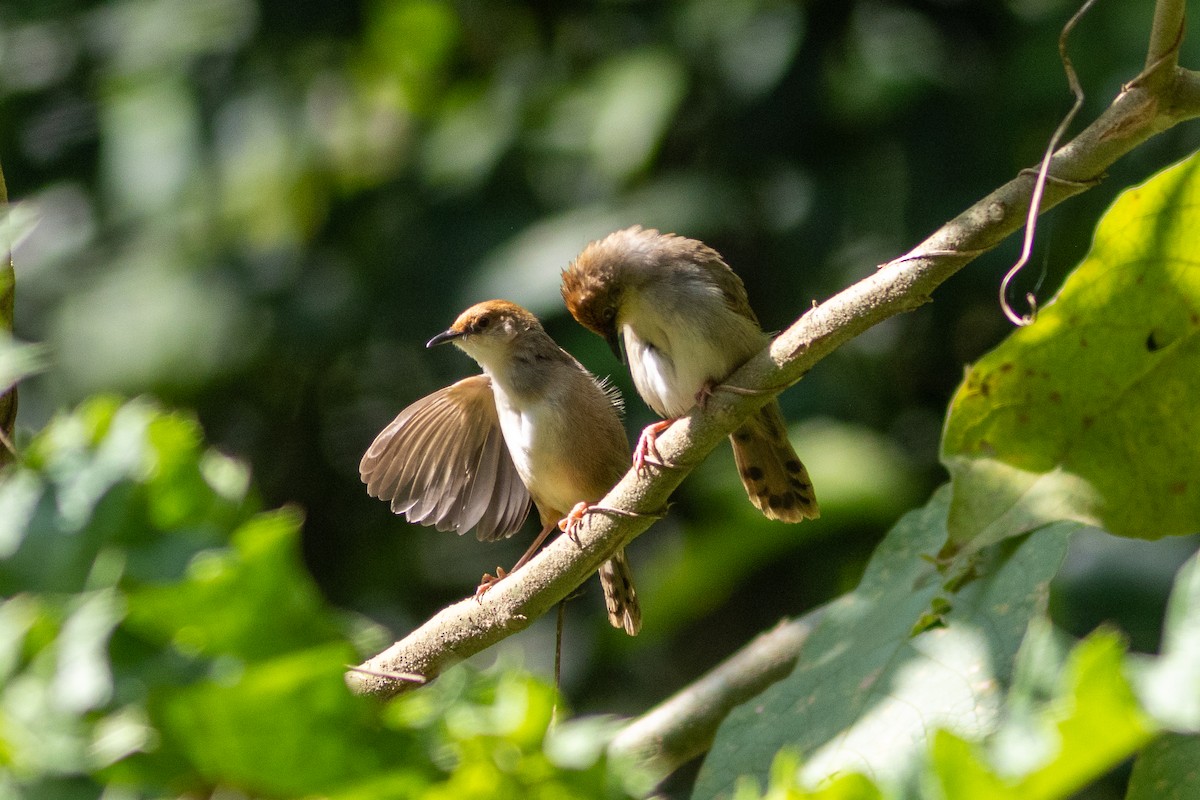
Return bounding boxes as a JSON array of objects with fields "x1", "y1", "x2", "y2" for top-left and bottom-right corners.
[
  {"x1": 561, "y1": 226, "x2": 819, "y2": 523},
  {"x1": 360, "y1": 299, "x2": 641, "y2": 635}
]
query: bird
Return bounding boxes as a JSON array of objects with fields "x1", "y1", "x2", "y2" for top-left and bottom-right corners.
[
  {"x1": 360, "y1": 299, "x2": 641, "y2": 635},
  {"x1": 561, "y1": 225, "x2": 819, "y2": 523}
]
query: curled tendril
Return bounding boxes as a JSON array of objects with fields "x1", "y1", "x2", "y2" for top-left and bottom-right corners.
[{"x1": 1001, "y1": 0, "x2": 1100, "y2": 327}]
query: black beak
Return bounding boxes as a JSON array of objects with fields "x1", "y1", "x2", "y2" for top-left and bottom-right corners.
[
  {"x1": 605, "y1": 329, "x2": 624, "y2": 363},
  {"x1": 426, "y1": 329, "x2": 463, "y2": 348}
]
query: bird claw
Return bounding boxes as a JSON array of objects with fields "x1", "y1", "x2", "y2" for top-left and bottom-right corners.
[
  {"x1": 633, "y1": 419, "x2": 674, "y2": 473},
  {"x1": 474, "y1": 567, "x2": 508, "y2": 600},
  {"x1": 559, "y1": 502, "x2": 662, "y2": 543},
  {"x1": 558, "y1": 501, "x2": 591, "y2": 544}
]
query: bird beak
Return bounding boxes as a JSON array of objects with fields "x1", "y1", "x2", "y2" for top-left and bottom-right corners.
[
  {"x1": 606, "y1": 329, "x2": 624, "y2": 363},
  {"x1": 426, "y1": 328, "x2": 463, "y2": 348}
]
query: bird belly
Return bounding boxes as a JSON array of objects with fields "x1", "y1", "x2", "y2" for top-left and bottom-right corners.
[
  {"x1": 493, "y1": 392, "x2": 581, "y2": 518},
  {"x1": 624, "y1": 326, "x2": 738, "y2": 418}
]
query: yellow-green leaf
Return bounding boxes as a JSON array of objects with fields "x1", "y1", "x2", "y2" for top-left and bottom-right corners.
[{"x1": 943, "y1": 151, "x2": 1200, "y2": 547}]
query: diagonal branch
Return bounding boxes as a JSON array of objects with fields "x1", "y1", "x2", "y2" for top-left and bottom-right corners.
[{"x1": 347, "y1": 27, "x2": 1200, "y2": 702}]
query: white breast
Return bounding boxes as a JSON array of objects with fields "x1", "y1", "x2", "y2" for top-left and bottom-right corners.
[
  {"x1": 491, "y1": 384, "x2": 540, "y2": 486},
  {"x1": 490, "y1": 379, "x2": 581, "y2": 516},
  {"x1": 624, "y1": 325, "x2": 710, "y2": 418},
  {"x1": 620, "y1": 288, "x2": 763, "y2": 418}
]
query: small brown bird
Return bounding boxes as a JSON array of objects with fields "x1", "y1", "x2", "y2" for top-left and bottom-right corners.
[
  {"x1": 360, "y1": 299, "x2": 641, "y2": 635},
  {"x1": 561, "y1": 226, "x2": 819, "y2": 523}
]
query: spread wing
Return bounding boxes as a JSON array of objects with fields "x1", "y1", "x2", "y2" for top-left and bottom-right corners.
[{"x1": 360, "y1": 374, "x2": 531, "y2": 541}]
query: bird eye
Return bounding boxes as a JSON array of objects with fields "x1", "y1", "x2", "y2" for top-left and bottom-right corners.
[
  {"x1": 476, "y1": 315, "x2": 490, "y2": 330},
  {"x1": 602, "y1": 307, "x2": 616, "y2": 322}
]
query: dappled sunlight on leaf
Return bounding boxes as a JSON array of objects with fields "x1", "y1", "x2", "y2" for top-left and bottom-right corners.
[
  {"x1": 944, "y1": 151, "x2": 1200, "y2": 547},
  {"x1": 694, "y1": 487, "x2": 1071, "y2": 798}
]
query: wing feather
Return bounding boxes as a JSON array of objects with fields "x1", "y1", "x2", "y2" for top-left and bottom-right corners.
[{"x1": 360, "y1": 374, "x2": 531, "y2": 540}]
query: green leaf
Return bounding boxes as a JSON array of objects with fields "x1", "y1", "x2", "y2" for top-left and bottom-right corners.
[
  {"x1": 930, "y1": 731, "x2": 1012, "y2": 799},
  {"x1": 729, "y1": 750, "x2": 885, "y2": 800},
  {"x1": 1126, "y1": 733, "x2": 1200, "y2": 800},
  {"x1": 931, "y1": 632, "x2": 1154, "y2": 800},
  {"x1": 124, "y1": 509, "x2": 342, "y2": 661},
  {"x1": 0, "y1": 397, "x2": 251, "y2": 595},
  {"x1": 692, "y1": 486, "x2": 1071, "y2": 799},
  {"x1": 1135, "y1": 547, "x2": 1200, "y2": 731},
  {"x1": 149, "y1": 644, "x2": 389, "y2": 796},
  {"x1": 0, "y1": 201, "x2": 40, "y2": 262},
  {"x1": 942, "y1": 151, "x2": 1200, "y2": 548},
  {"x1": 0, "y1": 333, "x2": 47, "y2": 394},
  {"x1": 1012, "y1": 631, "x2": 1154, "y2": 798}
]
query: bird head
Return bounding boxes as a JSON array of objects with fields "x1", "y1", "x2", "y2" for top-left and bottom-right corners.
[
  {"x1": 561, "y1": 229, "x2": 654, "y2": 361},
  {"x1": 427, "y1": 300, "x2": 543, "y2": 363}
]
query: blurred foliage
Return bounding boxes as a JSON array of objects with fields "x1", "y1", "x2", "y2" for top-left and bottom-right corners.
[
  {"x1": 5, "y1": 396, "x2": 1198, "y2": 798},
  {"x1": 697, "y1": 489, "x2": 1075, "y2": 797},
  {"x1": 0, "y1": 397, "x2": 647, "y2": 798},
  {"x1": 2, "y1": 0, "x2": 1200, "y2": 797},
  {"x1": 712, "y1": 552, "x2": 1200, "y2": 799}
]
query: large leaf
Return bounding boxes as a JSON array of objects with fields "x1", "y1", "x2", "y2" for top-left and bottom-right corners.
[
  {"x1": 692, "y1": 487, "x2": 1072, "y2": 799},
  {"x1": 942, "y1": 151, "x2": 1200, "y2": 548},
  {"x1": 1126, "y1": 734, "x2": 1200, "y2": 800}
]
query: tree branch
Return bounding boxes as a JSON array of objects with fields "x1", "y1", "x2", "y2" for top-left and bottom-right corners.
[
  {"x1": 1145, "y1": 0, "x2": 1186, "y2": 81},
  {"x1": 608, "y1": 608, "x2": 826, "y2": 777},
  {"x1": 347, "y1": 10, "x2": 1200, "y2": 701}
]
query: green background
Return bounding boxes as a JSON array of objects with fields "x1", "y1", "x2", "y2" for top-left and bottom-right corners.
[{"x1": 3, "y1": 3, "x2": 1198, "y2": 795}]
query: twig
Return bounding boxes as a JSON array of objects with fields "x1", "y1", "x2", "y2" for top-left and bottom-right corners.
[
  {"x1": 552, "y1": 598, "x2": 566, "y2": 727},
  {"x1": 1144, "y1": 0, "x2": 1186, "y2": 84}
]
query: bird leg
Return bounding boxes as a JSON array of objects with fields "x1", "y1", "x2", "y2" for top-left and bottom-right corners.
[
  {"x1": 633, "y1": 419, "x2": 675, "y2": 472},
  {"x1": 559, "y1": 501, "x2": 665, "y2": 543},
  {"x1": 475, "y1": 520, "x2": 557, "y2": 599},
  {"x1": 475, "y1": 502, "x2": 665, "y2": 600},
  {"x1": 474, "y1": 567, "x2": 507, "y2": 599}
]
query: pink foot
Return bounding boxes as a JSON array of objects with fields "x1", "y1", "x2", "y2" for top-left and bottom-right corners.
[
  {"x1": 474, "y1": 567, "x2": 508, "y2": 600},
  {"x1": 558, "y1": 501, "x2": 592, "y2": 544},
  {"x1": 634, "y1": 419, "x2": 674, "y2": 473}
]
